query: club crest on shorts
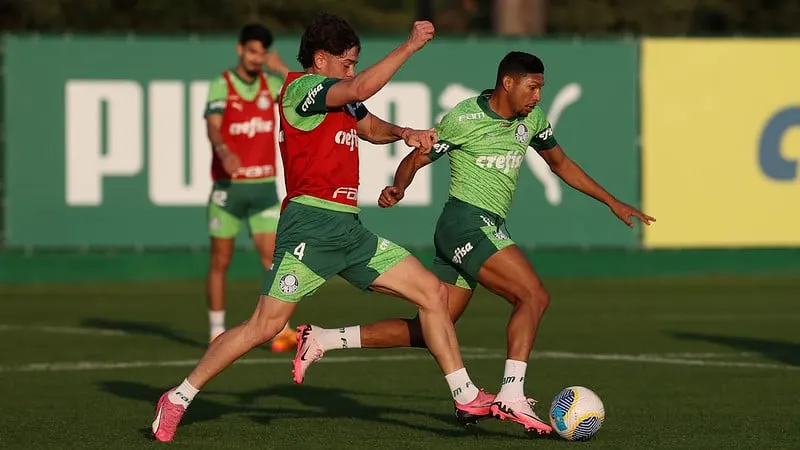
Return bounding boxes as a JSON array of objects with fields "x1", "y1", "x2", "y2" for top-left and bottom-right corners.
[
  {"x1": 257, "y1": 93, "x2": 271, "y2": 110},
  {"x1": 279, "y1": 273, "x2": 299, "y2": 294},
  {"x1": 514, "y1": 123, "x2": 530, "y2": 144}
]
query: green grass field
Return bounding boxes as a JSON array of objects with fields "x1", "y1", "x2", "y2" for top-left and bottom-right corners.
[{"x1": 1, "y1": 275, "x2": 798, "y2": 449}]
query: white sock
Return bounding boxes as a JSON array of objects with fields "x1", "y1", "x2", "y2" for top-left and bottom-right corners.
[
  {"x1": 168, "y1": 379, "x2": 199, "y2": 408},
  {"x1": 318, "y1": 326, "x2": 362, "y2": 351},
  {"x1": 497, "y1": 359, "x2": 527, "y2": 400},
  {"x1": 445, "y1": 368, "x2": 479, "y2": 404},
  {"x1": 209, "y1": 310, "x2": 225, "y2": 336}
]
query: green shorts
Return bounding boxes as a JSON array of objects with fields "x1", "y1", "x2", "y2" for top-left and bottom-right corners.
[
  {"x1": 207, "y1": 179, "x2": 280, "y2": 238},
  {"x1": 261, "y1": 200, "x2": 411, "y2": 302},
  {"x1": 432, "y1": 197, "x2": 515, "y2": 290}
]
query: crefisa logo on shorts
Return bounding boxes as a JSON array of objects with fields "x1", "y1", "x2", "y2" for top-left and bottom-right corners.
[{"x1": 279, "y1": 273, "x2": 300, "y2": 294}]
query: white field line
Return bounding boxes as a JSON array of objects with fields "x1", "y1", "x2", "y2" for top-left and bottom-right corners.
[{"x1": 0, "y1": 350, "x2": 795, "y2": 374}]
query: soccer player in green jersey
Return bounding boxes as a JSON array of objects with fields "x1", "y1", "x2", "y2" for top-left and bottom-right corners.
[
  {"x1": 293, "y1": 51, "x2": 655, "y2": 434},
  {"x1": 204, "y1": 24, "x2": 298, "y2": 351},
  {"x1": 151, "y1": 15, "x2": 494, "y2": 443}
]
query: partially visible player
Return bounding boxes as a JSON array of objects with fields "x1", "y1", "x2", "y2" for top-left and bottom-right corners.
[
  {"x1": 292, "y1": 51, "x2": 655, "y2": 434},
  {"x1": 204, "y1": 23, "x2": 296, "y2": 351},
  {"x1": 151, "y1": 14, "x2": 493, "y2": 443}
]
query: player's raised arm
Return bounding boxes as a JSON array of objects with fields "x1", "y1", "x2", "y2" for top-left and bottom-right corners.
[{"x1": 325, "y1": 21, "x2": 434, "y2": 108}]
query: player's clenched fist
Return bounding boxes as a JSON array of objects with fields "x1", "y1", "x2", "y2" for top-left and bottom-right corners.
[
  {"x1": 406, "y1": 21, "x2": 435, "y2": 51},
  {"x1": 378, "y1": 186, "x2": 405, "y2": 208}
]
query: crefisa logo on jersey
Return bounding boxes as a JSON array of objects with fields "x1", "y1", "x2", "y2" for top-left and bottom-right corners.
[
  {"x1": 228, "y1": 117, "x2": 274, "y2": 138},
  {"x1": 514, "y1": 123, "x2": 530, "y2": 144},
  {"x1": 335, "y1": 128, "x2": 359, "y2": 152}
]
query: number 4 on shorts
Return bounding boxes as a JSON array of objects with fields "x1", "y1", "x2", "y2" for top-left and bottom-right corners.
[{"x1": 293, "y1": 242, "x2": 306, "y2": 261}]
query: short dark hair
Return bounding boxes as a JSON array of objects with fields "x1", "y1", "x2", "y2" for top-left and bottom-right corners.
[
  {"x1": 297, "y1": 13, "x2": 361, "y2": 69},
  {"x1": 495, "y1": 51, "x2": 545, "y2": 86},
  {"x1": 239, "y1": 23, "x2": 273, "y2": 49}
]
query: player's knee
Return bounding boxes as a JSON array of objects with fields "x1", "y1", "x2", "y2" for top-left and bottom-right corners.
[
  {"x1": 433, "y1": 281, "x2": 450, "y2": 312},
  {"x1": 417, "y1": 279, "x2": 449, "y2": 314},
  {"x1": 210, "y1": 251, "x2": 233, "y2": 272},
  {"x1": 244, "y1": 316, "x2": 283, "y2": 346},
  {"x1": 510, "y1": 284, "x2": 550, "y2": 314}
]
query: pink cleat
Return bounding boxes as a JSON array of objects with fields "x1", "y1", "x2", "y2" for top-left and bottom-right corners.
[
  {"x1": 454, "y1": 388, "x2": 496, "y2": 427},
  {"x1": 490, "y1": 397, "x2": 553, "y2": 435},
  {"x1": 292, "y1": 325, "x2": 324, "y2": 384},
  {"x1": 151, "y1": 390, "x2": 187, "y2": 442}
]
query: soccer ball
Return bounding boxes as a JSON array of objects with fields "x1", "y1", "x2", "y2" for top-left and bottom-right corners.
[{"x1": 548, "y1": 386, "x2": 605, "y2": 441}]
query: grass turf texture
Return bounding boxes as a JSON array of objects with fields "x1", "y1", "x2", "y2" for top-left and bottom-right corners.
[{"x1": 0, "y1": 276, "x2": 798, "y2": 449}]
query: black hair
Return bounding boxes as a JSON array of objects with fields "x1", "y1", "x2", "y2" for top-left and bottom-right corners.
[
  {"x1": 238, "y1": 23, "x2": 273, "y2": 49},
  {"x1": 495, "y1": 51, "x2": 545, "y2": 86},
  {"x1": 297, "y1": 13, "x2": 361, "y2": 69}
]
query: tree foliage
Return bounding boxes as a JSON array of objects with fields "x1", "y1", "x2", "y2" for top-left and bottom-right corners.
[{"x1": 0, "y1": 0, "x2": 798, "y2": 35}]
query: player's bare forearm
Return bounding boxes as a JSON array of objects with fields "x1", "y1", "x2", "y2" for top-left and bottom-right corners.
[
  {"x1": 358, "y1": 114, "x2": 409, "y2": 144},
  {"x1": 393, "y1": 149, "x2": 431, "y2": 189},
  {"x1": 327, "y1": 22, "x2": 434, "y2": 107},
  {"x1": 206, "y1": 115, "x2": 231, "y2": 157},
  {"x1": 554, "y1": 158, "x2": 617, "y2": 205},
  {"x1": 540, "y1": 145, "x2": 617, "y2": 206},
  {"x1": 327, "y1": 44, "x2": 415, "y2": 107}
]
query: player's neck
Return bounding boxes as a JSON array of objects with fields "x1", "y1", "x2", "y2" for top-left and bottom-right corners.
[
  {"x1": 487, "y1": 93, "x2": 516, "y2": 120},
  {"x1": 305, "y1": 67, "x2": 327, "y2": 76},
  {"x1": 234, "y1": 66, "x2": 257, "y2": 84}
]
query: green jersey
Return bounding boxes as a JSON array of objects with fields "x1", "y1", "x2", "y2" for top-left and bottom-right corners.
[
  {"x1": 427, "y1": 89, "x2": 557, "y2": 218},
  {"x1": 204, "y1": 70, "x2": 284, "y2": 116}
]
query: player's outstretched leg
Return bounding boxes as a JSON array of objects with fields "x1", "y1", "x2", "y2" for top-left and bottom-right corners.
[
  {"x1": 368, "y1": 255, "x2": 495, "y2": 422},
  {"x1": 152, "y1": 294, "x2": 296, "y2": 442},
  {"x1": 252, "y1": 231, "x2": 298, "y2": 353},
  {"x1": 479, "y1": 245, "x2": 552, "y2": 435}
]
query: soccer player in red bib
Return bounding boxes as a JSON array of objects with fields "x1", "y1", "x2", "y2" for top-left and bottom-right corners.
[
  {"x1": 151, "y1": 14, "x2": 493, "y2": 442},
  {"x1": 203, "y1": 24, "x2": 297, "y2": 351}
]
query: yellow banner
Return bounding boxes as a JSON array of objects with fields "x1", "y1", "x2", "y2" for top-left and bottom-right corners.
[{"x1": 642, "y1": 39, "x2": 800, "y2": 248}]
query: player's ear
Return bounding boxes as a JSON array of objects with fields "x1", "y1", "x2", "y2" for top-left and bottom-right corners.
[
  {"x1": 502, "y1": 74, "x2": 514, "y2": 93},
  {"x1": 236, "y1": 43, "x2": 244, "y2": 57},
  {"x1": 313, "y1": 51, "x2": 326, "y2": 71}
]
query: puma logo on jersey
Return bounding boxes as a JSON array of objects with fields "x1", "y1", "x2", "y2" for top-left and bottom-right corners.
[
  {"x1": 335, "y1": 129, "x2": 359, "y2": 152},
  {"x1": 475, "y1": 151, "x2": 524, "y2": 174},
  {"x1": 228, "y1": 117, "x2": 273, "y2": 138}
]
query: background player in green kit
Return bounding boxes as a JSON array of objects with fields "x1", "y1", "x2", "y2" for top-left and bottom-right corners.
[
  {"x1": 204, "y1": 24, "x2": 297, "y2": 351},
  {"x1": 293, "y1": 51, "x2": 656, "y2": 435}
]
